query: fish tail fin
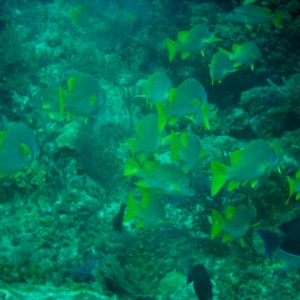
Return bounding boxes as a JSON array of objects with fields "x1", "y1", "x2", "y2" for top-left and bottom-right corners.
[
  {"x1": 165, "y1": 38, "x2": 178, "y2": 62},
  {"x1": 156, "y1": 102, "x2": 168, "y2": 133},
  {"x1": 211, "y1": 209, "x2": 225, "y2": 239},
  {"x1": 124, "y1": 158, "x2": 140, "y2": 176},
  {"x1": 170, "y1": 131, "x2": 180, "y2": 161},
  {"x1": 211, "y1": 161, "x2": 229, "y2": 196},
  {"x1": 124, "y1": 193, "x2": 138, "y2": 222},
  {"x1": 285, "y1": 176, "x2": 295, "y2": 205},
  {"x1": 257, "y1": 230, "x2": 281, "y2": 256},
  {"x1": 272, "y1": 11, "x2": 283, "y2": 29}
]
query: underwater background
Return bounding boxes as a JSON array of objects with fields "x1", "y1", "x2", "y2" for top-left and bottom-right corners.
[{"x1": 0, "y1": 0, "x2": 300, "y2": 299}]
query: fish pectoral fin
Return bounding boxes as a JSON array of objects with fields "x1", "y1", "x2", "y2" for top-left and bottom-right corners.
[
  {"x1": 181, "y1": 51, "x2": 191, "y2": 60},
  {"x1": 221, "y1": 232, "x2": 233, "y2": 243},
  {"x1": 136, "y1": 180, "x2": 149, "y2": 188},
  {"x1": 238, "y1": 238, "x2": 245, "y2": 248},
  {"x1": 227, "y1": 180, "x2": 240, "y2": 191},
  {"x1": 267, "y1": 261, "x2": 283, "y2": 270},
  {"x1": 250, "y1": 179, "x2": 258, "y2": 188}
]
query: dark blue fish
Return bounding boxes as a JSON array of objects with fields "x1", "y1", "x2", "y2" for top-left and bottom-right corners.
[
  {"x1": 187, "y1": 263, "x2": 213, "y2": 300},
  {"x1": 257, "y1": 217, "x2": 300, "y2": 270}
]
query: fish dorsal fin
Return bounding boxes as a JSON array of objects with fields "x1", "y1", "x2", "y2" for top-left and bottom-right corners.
[
  {"x1": 177, "y1": 30, "x2": 189, "y2": 42},
  {"x1": 224, "y1": 205, "x2": 236, "y2": 220},
  {"x1": 230, "y1": 149, "x2": 244, "y2": 165},
  {"x1": 232, "y1": 43, "x2": 242, "y2": 53}
]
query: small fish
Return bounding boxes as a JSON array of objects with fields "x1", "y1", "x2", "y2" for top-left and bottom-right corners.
[
  {"x1": 166, "y1": 24, "x2": 220, "y2": 62},
  {"x1": 145, "y1": 71, "x2": 172, "y2": 107},
  {"x1": 211, "y1": 140, "x2": 283, "y2": 196},
  {"x1": 124, "y1": 158, "x2": 194, "y2": 196},
  {"x1": 156, "y1": 78, "x2": 207, "y2": 132},
  {"x1": 0, "y1": 123, "x2": 39, "y2": 175},
  {"x1": 127, "y1": 113, "x2": 161, "y2": 162},
  {"x1": 226, "y1": 5, "x2": 284, "y2": 29},
  {"x1": 286, "y1": 170, "x2": 300, "y2": 204},
  {"x1": 187, "y1": 263, "x2": 213, "y2": 300},
  {"x1": 257, "y1": 217, "x2": 300, "y2": 270},
  {"x1": 211, "y1": 204, "x2": 251, "y2": 245},
  {"x1": 168, "y1": 130, "x2": 205, "y2": 172},
  {"x1": 218, "y1": 41, "x2": 261, "y2": 70},
  {"x1": 112, "y1": 203, "x2": 126, "y2": 232},
  {"x1": 124, "y1": 189, "x2": 165, "y2": 229},
  {"x1": 64, "y1": 73, "x2": 102, "y2": 121},
  {"x1": 209, "y1": 51, "x2": 237, "y2": 85}
]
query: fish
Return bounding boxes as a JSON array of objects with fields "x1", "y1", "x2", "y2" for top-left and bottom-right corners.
[
  {"x1": 218, "y1": 41, "x2": 261, "y2": 70},
  {"x1": 124, "y1": 158, "x2": 194, "y2": 196},
  {"x1": 123, "y1": 189, "x2": 165, "y2": 228},
  {"x1": 36, "y1": 73, "x2": 103, "y2": 122},
  {"x1": 64, "y1": 73, "x2": 102, "y2": 121},
  {"x1": 165, "y1": 24, "x2": 220, "y2": 62},
  {"x1": 257, "y1": 217, "x2": 300, "y2": 270},
  {"x1": 145, "y1": 71, "x2": 172, "y2": 107},
  {"x1": 112, "y1": 203, "x2": 126, "y2": 232},
  {"x1": 0, "y1": 123, "x2": 39, "y2": 175},
  {"x1": 286, "y1": 170, "x2": 300, "y2": 204},
  {"x1": 127, "y1": 113, "x2": 161, "y2": 162},
  {"x1": 210, "y1": 204, "x2": 251, "y2": 246},
  {"x1": 209, "y1": 51, "x2": 237, "y2": 85},
  {"x1": 168, "y1": 130, "x2": 205, "y2": 172},
  {"x1": 156, "y1": 78, "x2": 208, "y2": 132},
  {"x1": 187, "y1": 263, "x2": 213, "y2": 300},
  {"x1": 226, "y1": 5, "x2": 283, "y2": 29},
  {"x1": 211, "y1": 140, "x2": 283, "y2": 196}
]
